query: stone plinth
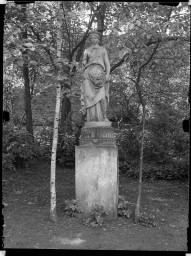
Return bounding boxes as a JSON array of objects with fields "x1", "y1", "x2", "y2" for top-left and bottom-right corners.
[
  {"x1": 80, "y1": 123, "x2": 115, "y2": 146},
  {"x1": 75, "y1": 122, "x2": 118, "y2": 220}
]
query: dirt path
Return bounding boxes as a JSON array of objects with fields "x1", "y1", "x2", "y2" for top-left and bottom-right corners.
[{"x1": 2, "y1": 161, "x2": 188, "y2": 250}]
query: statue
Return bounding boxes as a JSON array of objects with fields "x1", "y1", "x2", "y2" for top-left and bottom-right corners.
[
  {"x1": 80, "y1": 30, "x2": 111, "y2": 122},
  {"x1": 76, "y1": 32, "x2": 118, "y2": 221}
]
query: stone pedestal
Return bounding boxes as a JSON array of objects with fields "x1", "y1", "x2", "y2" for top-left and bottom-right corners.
[{"x1": 75, "y1": 122, "x2": 118, "y2": 220}]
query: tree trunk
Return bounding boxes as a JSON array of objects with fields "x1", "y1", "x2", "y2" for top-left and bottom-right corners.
[
  {"x1": 96, "y1": 3, "x2": 106, "y2": 45},
  {"x1": 135, "y1": 104, "x2": 146, "y2": 223},
  {"x1": 50, "y1": 1, "x2": 63, "y2": 223},
  {"x1": 133, "y1": 40, "x2": 159, "y2": 223},
  {"x1": 23, "y1": 60, "x2": 33, "y2": 136},
  {"x1": 50, "y1": 84, "x2": 61, "y2": 223},
  {"x1": 60, "y1": 94, "x2": 71, "y2": 133},
  {"x1": 21, "y1": 4, "x2": 34, "y2": 138}
]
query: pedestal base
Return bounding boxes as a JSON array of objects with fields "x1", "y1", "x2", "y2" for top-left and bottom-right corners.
[{"x1": 75, "y1": 145, "x2": 118, "y2": 220}]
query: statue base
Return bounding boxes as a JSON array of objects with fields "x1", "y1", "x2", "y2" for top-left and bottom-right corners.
[
  {"x1": 80, "y1": 122, "x2": 115, "y2": 146},
  {"x1": 75, "y1": 123, "x2": 118, "y2": 221}
]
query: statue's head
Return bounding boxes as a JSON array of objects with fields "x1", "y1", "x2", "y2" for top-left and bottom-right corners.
[{"x1": 88, "y1": 30, "x2": 100, "y2": 42}]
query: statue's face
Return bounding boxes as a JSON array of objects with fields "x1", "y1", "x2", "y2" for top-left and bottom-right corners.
[{"x1": 89, "y1": 34, "x2": 99, "y2": 44}]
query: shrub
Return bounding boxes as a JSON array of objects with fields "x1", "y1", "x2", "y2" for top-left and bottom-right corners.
[
  {"x1": 139, "y1": 211, "x2": 158, "y2": 227},
  {"x1": 115, "y1": 127, "x2": 140, "y2": 162},
  {"x1": 2, "y1": 152, "x2": 16, "y2": 172},
  {"x1": 118, "y1": 195, "x2": 132, "y2": 218},
  {"x1": 83, "y1": 205, "x2": 108, "y2": 228},
  {"x1": 57, "y1": 133, "x2": 76, "y2": 167},
  {"x1": 34, "y1": 127, "x2": 77, "y2": 167},
  {"x1": 119, "y1": 161, "x2": 139, "y2": 177},
  {"x1": 120, "y1": 160, "x2": 188, "y2": 181},
  {"x1": 61, "y1": 199, "x2": 81, "y2": 217},
  {"x1": 3, "y1": 124, "x2": 45, "y2": 171},
  {"x1": 34, "y1": 126, "x2": 53, "y2": 157}
]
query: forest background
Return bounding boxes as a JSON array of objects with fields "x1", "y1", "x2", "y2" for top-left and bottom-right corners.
[{"x1": 3, "y1": 1, "x2": 190, "y2": 180}]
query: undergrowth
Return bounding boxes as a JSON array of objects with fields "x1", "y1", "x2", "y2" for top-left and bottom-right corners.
[
  {"x1": 83, "y1": 205, "x2": 109, "y2": 228},
  {"x1": 61, "y1": 199, "x2": 82, "y2": 217},
  {"x1": 138, "y1": 212, "x2": 158, "y2": 227}
]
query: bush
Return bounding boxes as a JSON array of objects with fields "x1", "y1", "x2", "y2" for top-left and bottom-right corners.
[
  {"x1": 118, "y1": 195, "x2": 132, "y2": 218},
  {"x1": 2, "y1": 152, "x2": 16, "y2": 172},
  {"x1": 61, "y1": 199, "x2": 81, "y2": 217},
  {"x1": 57, "y1": 133, "x2": 76, "y2": 167},
  {"x1": 3, "y1": 124, "x2": 45, "y2": 171},
  {"x1": 139, "y1": 211, "x2": 158, "y2": 227},
  {"x1": 115, "y1": 127, "x2": 140, "y2": 162},
  {"x1": 120, "y1": 160, "x2": 188, "y2": 180},
  {"x1": 34, "y1": 126, "x2": 53, "y2": 157},
  {"x1": 34, "y1": 127, "x2": 77, "y2": 167},
  {"x1": 119, "y1": 161, "x2": 139, "y2": 176},
  {"x1": 83, "y1": 205, "x2": 108, "y2": 228}
]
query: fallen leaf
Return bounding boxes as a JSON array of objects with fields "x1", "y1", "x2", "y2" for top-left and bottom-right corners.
[
  {"x1": 168, "y1": 224, "x2": 176, "y2": 228},
  {"x1": 56, "y1": 237, "x2": 86, "y2": 246},
  {"x1": 27, "y1": 201, "x2": 34, "y2": 205},
  {"x1": 76, "y1": 233, "x2": 82, "y2": 238}
]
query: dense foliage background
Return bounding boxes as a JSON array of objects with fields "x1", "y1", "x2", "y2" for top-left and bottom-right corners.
[{"x1": 3, "y1": 1, "x2": 190, "y2": 180}]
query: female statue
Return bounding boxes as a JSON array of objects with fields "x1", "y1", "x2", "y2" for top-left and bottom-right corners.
[{"x1": 80, "y1": 30, "x2": 110, "y2": 122}]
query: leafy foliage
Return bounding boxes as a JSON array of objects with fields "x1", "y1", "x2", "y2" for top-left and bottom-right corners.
[
  {"x1": 34, "y1": 128, "x2": 77, "y2": 167},
  {"x1": 138, "y1": 212, "x2": 158, "y2": 228},
  {"x1": 3, "y1": 124, "x2": 45, "y2": 171},
  {"x1": 61, "y1": 199, "x2": 82, "y2": 217},
  {"x1": 34, "y1": 126, "x2": 53, "y2": 157},
  {"x1": 83, "y1": 205, "x2": 108, "y2": 228},
  {"x1": 118, "y1": 195, "x2": 132, "y2": 218},
  {"x1": 119, "y1": 160, "x2": 188, "y2": 180},
  {"x1": 57, "y1": 133, "x2": 76, "y2": 167},
  {"x1": 3, "y1": 2, "x2": 189, "y2": 182},
  {"x1": 116, "y1": 100, "x2": 189, "y2": 180},
  {"x1": 115, "y1": 126, "x2": 140, "y2": 162}
]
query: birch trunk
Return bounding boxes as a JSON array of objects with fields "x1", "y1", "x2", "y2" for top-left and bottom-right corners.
[{"x1": 50, "y1": 1, "x2": 63, "y2": 223}]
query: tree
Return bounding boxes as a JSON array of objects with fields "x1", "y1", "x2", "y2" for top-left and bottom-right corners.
[
  {"x1": 4, "y1": 2, "x2": 34, "y2": 136},
  {"x1": 3, "y1": 2, "x2": 189, "y2": 184},
  {"x1": 50, "y1": 1, "x2": 63, "y2": 223},
  {"x1": 20, "y1": 4, "x2": 34, "y2": 137}
]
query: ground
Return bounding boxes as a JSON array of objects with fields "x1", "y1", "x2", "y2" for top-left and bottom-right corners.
[{"x1": 2, "y1": 160, "x2": 188, "y2": 250}]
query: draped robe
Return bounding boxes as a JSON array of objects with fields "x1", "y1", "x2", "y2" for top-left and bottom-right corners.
[{"x1": 80, "y1": 46, "x2": 110, "y2": 122}]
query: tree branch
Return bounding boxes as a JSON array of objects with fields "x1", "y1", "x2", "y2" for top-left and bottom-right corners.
[
  {"x1": 126, "y1": 76, "x2": 136, "y2": 84},
  {"x1": 29, "y1": 25, "x2": 57, "y2": 70},
  {"x1": 70, "y1": 12, "x2": 96, "y2": 58},
  {"x1": 145, "y1": 36, "x2": 189, "y2": 47},
  {"x1": 140, "y1": 39, "x2": 159, "y2": 70},
  {"x1": 135, "y1": 39, "x2": 160, "y2": 104},
  {"x1": 110, "y1": 53, "x2": 130, "y2": 73},
  {"x1": 166, "y1": 7, "x2": 173, "y2": 22}
]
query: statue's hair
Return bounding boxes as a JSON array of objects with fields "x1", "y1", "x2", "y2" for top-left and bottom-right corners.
[{"x1": 88, "y1": 30, "x2": 100, "y2": 40}]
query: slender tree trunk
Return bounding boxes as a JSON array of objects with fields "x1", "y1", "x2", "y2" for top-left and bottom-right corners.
[
  {"x1": 23, "y1": 59, "x2": 33, "y2": 136},
  {"x1": 135, "y1": 104, "x2": 146, "y2": 223},
  {"x1": 96, "y1": 3, "x2": 106, "y2": 45},
  {"x1": 60, "y1": 94, "x2": 71, "y2": 133},
  {"x1": 21, "y1": 4, "x2": 33, "y2": 138},
  {"x1": 50, "y1": 1, "x2": 63, "y2": 223},
  {"x1": 50, "y1": 84, "x2": 61, "y2": 222},
  {"x1": 133, "y1": 40, "x2": 159, "y2": 223}
]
